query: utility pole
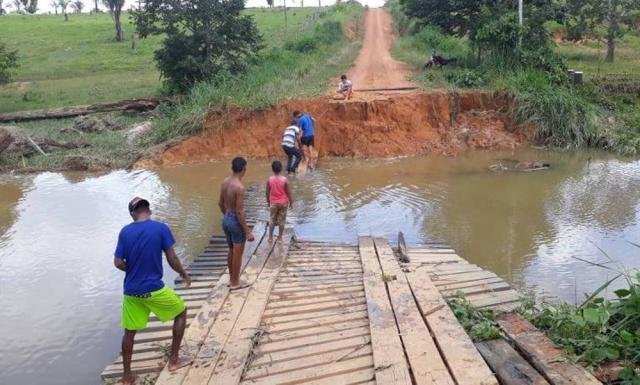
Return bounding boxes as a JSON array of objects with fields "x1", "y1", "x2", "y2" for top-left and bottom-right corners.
[
  {"x1": 518, "y1": 0, "x2": 523, "y2": 46},
  {"x1": 518, "y1": 0, "x2": 523, "y2": 26}
]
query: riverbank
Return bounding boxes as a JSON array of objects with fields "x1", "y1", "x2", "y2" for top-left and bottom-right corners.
[
  {"x1": 0, "y1": 3, "x2": 365, "y2": 173},
  {"x1": 135, "y1": 90, "x2": 529, "y2": 168}
]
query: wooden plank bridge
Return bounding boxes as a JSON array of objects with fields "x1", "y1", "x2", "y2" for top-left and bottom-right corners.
[{"x1": 103, "y1": 227, "x2": 602, "y2": 385}]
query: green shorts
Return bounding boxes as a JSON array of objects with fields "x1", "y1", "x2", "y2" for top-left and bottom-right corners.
[{"x1": 121, "y1": 286, "x2": 185, "y2": 331}]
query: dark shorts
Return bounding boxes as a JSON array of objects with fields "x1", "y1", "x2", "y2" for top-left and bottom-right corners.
[
  {"x1": 301, "y1": 136, "x2": 315, "y2": 147},
  {"x1": 222, "y1": 212, "x2": 246, "y2": 247}
]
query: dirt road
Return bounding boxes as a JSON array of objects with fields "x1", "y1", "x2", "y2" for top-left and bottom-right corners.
[{"x1": 347, "y1": 8, "x2": 415, "y2": 90}]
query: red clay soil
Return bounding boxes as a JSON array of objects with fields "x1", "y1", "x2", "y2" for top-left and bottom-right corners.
[{"x1": 136, "y1": 91, "x2": 527, "y2": 168}]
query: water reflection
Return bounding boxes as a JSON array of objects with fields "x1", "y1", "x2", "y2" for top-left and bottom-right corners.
[{"x1": 0, "y1": 149, "x2": 639, "y2": 385}]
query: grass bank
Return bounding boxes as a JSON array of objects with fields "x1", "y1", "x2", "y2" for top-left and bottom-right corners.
[
  {"x1": 0, "y1": 8, "x2": 321, "y2": 113},
  {"x1": 389, "y1": 6, "x2": 640, "y2": 155},
  {"x1": 0, "y1": 4, "x2": 364, "y2": 172},
  {"x1": 143, "y1": 2, "x2": 364, "y2": 146}
]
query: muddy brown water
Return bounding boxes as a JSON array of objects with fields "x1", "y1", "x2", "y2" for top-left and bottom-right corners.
[{"x1": 1, "y1": 149, "x2": 640, "y2": 385}]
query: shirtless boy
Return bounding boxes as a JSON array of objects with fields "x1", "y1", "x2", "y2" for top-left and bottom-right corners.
[{"x1": 218, "y1": 157, "x2": 255, "y2": 290}]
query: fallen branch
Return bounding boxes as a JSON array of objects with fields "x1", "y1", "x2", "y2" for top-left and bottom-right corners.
[
  {"x1": 0, "y1": 98, "x2": 169, "y2": 123},
  {"x1": 26, "y1": 136, "x2": 47, "y2": 156}
]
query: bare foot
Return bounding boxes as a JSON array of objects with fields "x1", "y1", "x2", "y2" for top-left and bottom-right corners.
[
  {"x1": 229, "y1": 280, "x2": 252, "y2": 291},
  {"x1": 276, "y1": 237, "x2": 284, "y2": 244},
  {"x1": 268, "y1": 236, "x2": 274, "y2": 244},
  {"x1": 168, "y1": 356, "x2": 193, "y2": 372},
  {"x1": 120, "y1": 374, "x2": 137, "y2": 385}
]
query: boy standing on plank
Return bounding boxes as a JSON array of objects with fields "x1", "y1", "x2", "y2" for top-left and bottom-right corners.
[
  {"x1": 114, "y1": 197, "x2": 192, "y2": 385},
  {"x1": 219, "y1": 156, "x2": 255, "y2": 290},
  {"x1": 266, "y1": 160, "x2": 294, "y2": 243}
]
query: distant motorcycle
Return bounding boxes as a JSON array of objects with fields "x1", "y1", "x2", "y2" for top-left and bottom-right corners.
[{"x1": 424, "y1": 55, "x2": 457, "y2": 69}]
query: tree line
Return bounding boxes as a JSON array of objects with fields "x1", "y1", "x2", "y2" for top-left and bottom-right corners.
[{"x1": 399, "y1": 0, "x2": 640, "y2": 63}]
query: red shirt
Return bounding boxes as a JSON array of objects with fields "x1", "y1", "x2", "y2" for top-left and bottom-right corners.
[{"x1": 268, "y1": 175, "x2": 289, "y2": 205}]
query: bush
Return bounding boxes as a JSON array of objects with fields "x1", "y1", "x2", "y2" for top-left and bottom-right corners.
[
  {"x1": 314, "y1": 20, "x2": 343, "y2": 44},
  {"x1": 445, "y1": 70, "x2": 485, "y2": 88},
  {"x1": 285, "y1": 36, "x2": 318, "y2": 53},
  {"x1": 507, "y1": 71, "x2": 602, "y2": 148},
  {"x1": 0, "y1": 41, "x2": 18, "y2": 84}
]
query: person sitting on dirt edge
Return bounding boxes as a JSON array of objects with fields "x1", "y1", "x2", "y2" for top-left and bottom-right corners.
[
  {"x1": 337, "y1": 74, "x2": 353, "y2": 100},
  {"x1": 114, "y1": 197, "x2": 193, "y2": 385},
  {"x1": 218, "y1": 156, "x2": 255, "y2": 290},
  {"x1": 293, "y1": 110, "x2": 317, "y2": 171}
]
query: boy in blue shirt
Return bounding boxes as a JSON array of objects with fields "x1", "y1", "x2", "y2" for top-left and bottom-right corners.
[
  {"x1": 114, "y1": 197, "x2": 192, "y2": 385},
  {"x1": 294, "y1": 110, "x2": 318, "y2": 171}
]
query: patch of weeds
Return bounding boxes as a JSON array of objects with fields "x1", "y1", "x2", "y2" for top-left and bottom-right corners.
[
  {"x1": 448, "y1": 291, "x2": 501, "y2": 341},
  {"x1": 518, "y1": 249, "x2": 640, "y2": 383}
]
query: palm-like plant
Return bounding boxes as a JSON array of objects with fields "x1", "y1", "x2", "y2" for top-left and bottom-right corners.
[
  {"x1": 57, "y1": 0, "x2": 70, "y2": 20},
  {"x1": 70, "y1": 0, "x2": 82, "y2": 13}
]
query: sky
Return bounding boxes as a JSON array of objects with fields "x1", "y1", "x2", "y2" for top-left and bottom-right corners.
[{"x1": 5, "y1": 0, "x2": 386, "y2": 14}]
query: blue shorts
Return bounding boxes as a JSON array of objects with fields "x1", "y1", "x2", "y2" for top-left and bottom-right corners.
[{"x1": 222, "y1": 212, "x2": 246, "y2": 247}]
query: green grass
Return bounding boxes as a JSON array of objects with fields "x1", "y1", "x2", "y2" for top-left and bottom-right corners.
[
  {"x1": 0, "y1": 7, "x2": 322, "y2": 113},
  {"x1": 556, "y1": 32, "x2": 640, "y2": 76}
]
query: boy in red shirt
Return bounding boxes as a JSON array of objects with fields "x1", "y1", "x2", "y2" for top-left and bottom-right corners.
[{"x1": 266, "y1": 160, "x2": 294, "y2": 243}]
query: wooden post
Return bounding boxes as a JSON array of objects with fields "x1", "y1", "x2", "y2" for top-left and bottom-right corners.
[{"x1": 574, "y1": 71, "x2": 584, "y2": 84}]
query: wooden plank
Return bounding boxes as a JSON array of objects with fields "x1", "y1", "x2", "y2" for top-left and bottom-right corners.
[
  {"x1": 263, "y1": 310, "x2": 369, "y2": 334},
  {"x1": 260, "y1": 318, "x2": 371, "y2": 343},
  {"x1": 238, "y1": 355, "x2": 374, "y2": 385},
  {"x1": 476, "y1": 339, "x2": 550, "y2": 385},
  {"x1": 262, "y1": 304, "x2": 369, "y2": 326},
  {"x1": 178, "y1": 233, "x2": 276, "y2": 385},
  {"x1": 266, "y1": 292, "x2": 366, "y2": 310},
  {"x1": 497, "y1": 313, "x2": 602, "y2": 385},
  {"x1": 406, "y1": 259, "x2": 499, "y2": 385},
  {"x1": 465, "y1": 291, "x2": 521, "y2": 309},
  {"x1": 441, "y1": 282, "x2": 512, "y2": 298},
  {"x1": 243, "y1": 344, "x2": 373, "y2": 380},
  {"x1": 206, "y1": 233, "x2": 290, "y2": 385},
  {"x1": 358, "y1": 236, "x2": 412, "y2": 385},
  {"x1": 152, "y1": 223, "x2": 266, "y2": 385},
  {"x1": 250, "y1": 335, "x2": 371, "y2": 367},
  {"x1": 373, "y1": 238, "x2": 454, "y2": 385},
  {"x1": 257, "y1": 326, "x2": 371, "y2": 354},
  {"x1": 263, "y1": 297, "x2": 366, "y2": 317}
]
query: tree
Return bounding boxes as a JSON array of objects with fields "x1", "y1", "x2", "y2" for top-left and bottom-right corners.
[
  {"x1": 266, "y1": 0, "x2": 273, "y2": 7},
  {"x1": 565, "y1": 0, "x2": 640, "y2": 62},
  {"x1": 0, "y1": 0, "x2": 5, "y2": 14},
  {"x1": 71, "y1": 0, "x2": 82, "y2": 12},
  {"x1": 23, "y1": 0, "x2": 37, "y2": 13},
  {"x1": 103, "y1": 0, "x2": 125, "y2": 41},
  {"x1": 92, "y1": 0, "x2": 97, "y2": 12},
  {"x1": 0, "y1": 41, "x2": 19, "y2": 85},
  {"x1": 12, "y1": 0, "x2": 22, "y2": 12},
  {"x1": 49, "y1": 0, "x2": 58, "y2": 13},
  {"x1": 132, "y1": 0, "x2": 263, "y2": 92},
  {"x1": 58, "y1": 0, "x2": 70, "y2": 20}
]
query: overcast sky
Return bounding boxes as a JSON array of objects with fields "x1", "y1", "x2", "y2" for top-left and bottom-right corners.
[{"x1": 7, "y1": 0, "x2": 386, "y2": 14}]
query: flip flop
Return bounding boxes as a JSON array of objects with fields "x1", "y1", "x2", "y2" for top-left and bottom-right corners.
[{"x1": 229, "y1": 281, "x2": 252, "y2": 291}]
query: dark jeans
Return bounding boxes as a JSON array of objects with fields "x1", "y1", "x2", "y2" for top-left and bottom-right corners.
[{"x1": 282, "y1": 145, "x2": 302, "y2": 173}]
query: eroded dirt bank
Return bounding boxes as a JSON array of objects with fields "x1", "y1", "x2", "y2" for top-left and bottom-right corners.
[{"x1": 136, "y1": 91, "x2": 529, "y2": 168}]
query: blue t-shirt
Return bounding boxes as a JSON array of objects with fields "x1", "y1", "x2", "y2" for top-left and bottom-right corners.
[
  {"x1": 298, "y1": 114, "x2": 314, "y2": 137},
  {"x1": 114, "y1": 219, "x2": 175, "y2": 296}
]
